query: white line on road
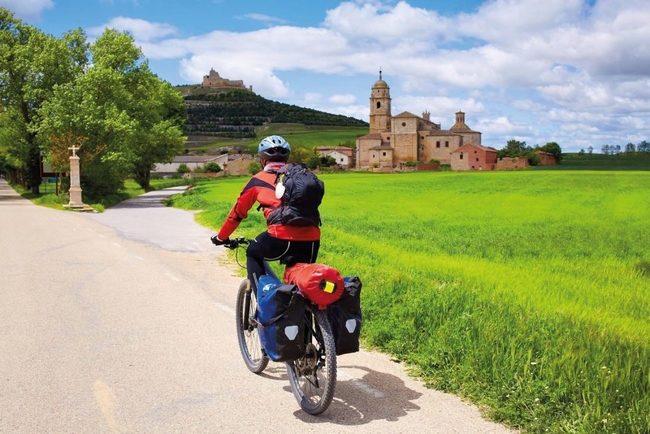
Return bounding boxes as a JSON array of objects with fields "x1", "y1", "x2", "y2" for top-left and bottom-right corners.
[
  {"x1": 165, "y1": 273, "x2": 181, "y2": 282},
  {"x1": 213, "y1": 301, "x2": 236, "y2": 316},
  {"x1": 338, "y1": 369, "x2": 386, "y2": 398}
]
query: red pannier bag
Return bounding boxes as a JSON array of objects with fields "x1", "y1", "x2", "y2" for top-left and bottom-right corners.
[{"x1": 284, "y1": 263, "x2": 344, "y2": 310}]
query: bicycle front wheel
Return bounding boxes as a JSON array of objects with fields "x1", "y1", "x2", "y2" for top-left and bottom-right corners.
[
  {"x1": 286, "y1": 308, "x2": 337, "y2": 415},
  {"x1": 235, "y1": 279, "x2": 269, "y2": 374}
]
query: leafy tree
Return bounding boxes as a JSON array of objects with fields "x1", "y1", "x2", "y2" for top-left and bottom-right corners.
[
  {"x1": 638, "y1": 140, "x2": 650, "y2": 152},
  {"x1": 0, "y1": 8, "x2": 86, "y2": 193},
  {"x1": 288, "y1": 147, "x2": 310, "y2": 164},
  {"x1": 498, "y1": 139, "x2": 529, "y2": 158},
  {"x1": 625, "y1": 142, "x2": 636, "y2": 153},
  {"x1": 588, "y1": 146, "x2": 593, "y2": 154},
  {"x1": 37, "y1": 29, "x2": 185, "y2": 196}
]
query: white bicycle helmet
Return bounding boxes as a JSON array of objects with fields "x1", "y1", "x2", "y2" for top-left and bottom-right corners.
[{"x1": 258, "y1": 135, "x2": 291, "y2": 162}]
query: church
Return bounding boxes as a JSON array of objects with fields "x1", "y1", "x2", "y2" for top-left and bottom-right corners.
[{"x1": 356, "y1": 73, "x2": 482, "y2": 169}]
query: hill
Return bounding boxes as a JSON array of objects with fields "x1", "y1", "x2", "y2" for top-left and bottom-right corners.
[{"x1": 176, "y1": 85, "x2": 368, "y2": 144}]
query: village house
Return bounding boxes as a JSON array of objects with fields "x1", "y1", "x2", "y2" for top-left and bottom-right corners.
[
  {"x1": 536, "y1": 151, "x2": 558, "y2": 166},
  {"x1": 315, "y1": 146, "x2": 355, "y2": 168},
  {"x1": 450, "y1": 143, "x2": 498, "y2": 171},
  {"x1": 356, "y1": 72, "x2": 482, "y2": 169},
  {"x1": 222, "y1": 154, "x2": 255, "y2": 176}
]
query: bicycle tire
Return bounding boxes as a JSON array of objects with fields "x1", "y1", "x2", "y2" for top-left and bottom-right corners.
[
  {"x1": 235, "y1": 279, "x2": 269, "y2": 374},
  {"x1": 286, "y1": 308, "x2": 337, "y2": 415}
]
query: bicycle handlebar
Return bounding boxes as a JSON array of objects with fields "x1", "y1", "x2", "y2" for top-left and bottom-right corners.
[{"x1": 224, "y1": 236, "x2": 251, "y2": 250}]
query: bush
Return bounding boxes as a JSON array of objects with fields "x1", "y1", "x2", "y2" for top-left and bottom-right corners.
[
  {"x1": 204, "y1": 162, "x2": 222, "y2": 173},
  {"x1": 177, "y1": 163, "x2": 191, "y2": 174},
  {"x1": 248, "y1": 161, "x2": 262, "y2": 175}
]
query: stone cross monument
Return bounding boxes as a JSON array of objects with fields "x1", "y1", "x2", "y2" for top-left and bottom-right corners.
[{"x1": 64, "y1": 144, "x2": 92, "y2": 211}]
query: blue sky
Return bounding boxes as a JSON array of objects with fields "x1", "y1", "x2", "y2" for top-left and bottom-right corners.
[{"x1": 3, "y1": 0, "x2": 650, "y2": 152}]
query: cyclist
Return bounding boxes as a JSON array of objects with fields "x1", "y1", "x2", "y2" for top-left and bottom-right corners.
[{"x1": 211, "y1": 135, "x2": 321, "y2": 294}]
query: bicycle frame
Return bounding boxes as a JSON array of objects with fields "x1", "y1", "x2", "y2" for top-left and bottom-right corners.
[{"x1": 227, "y1": 236, "x2": 337, "y2": 415}]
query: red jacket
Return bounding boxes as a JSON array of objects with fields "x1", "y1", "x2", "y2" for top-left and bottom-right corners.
[{"x1": 217, "y1": 163, "x2": 321, "y2": 241}]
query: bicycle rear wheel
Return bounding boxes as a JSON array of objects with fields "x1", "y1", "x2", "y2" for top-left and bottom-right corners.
[
  {"x1": 235, "y1": 279, "x2": 269, "y2": 374},
  {"x1": 286, "y1": 308, "x2": 337, "y2": 415}
]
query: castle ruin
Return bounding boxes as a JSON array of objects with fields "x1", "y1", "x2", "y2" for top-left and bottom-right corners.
[{"x1": 202, "y1": 69, "x2": 252, "y2": 92}]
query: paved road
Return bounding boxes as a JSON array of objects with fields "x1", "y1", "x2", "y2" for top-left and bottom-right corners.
[{"x1": 0, "y1": 178, "x2": 517, "y2": 433}]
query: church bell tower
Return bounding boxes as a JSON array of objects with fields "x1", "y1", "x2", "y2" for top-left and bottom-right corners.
[{"x1": 369, "y1": 70, "x2": 392, "y2": 134}]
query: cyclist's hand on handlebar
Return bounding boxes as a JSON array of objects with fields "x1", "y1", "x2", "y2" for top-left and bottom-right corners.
[{"x1": 210, "y1": 234, "x2": 229, "y2": 246}]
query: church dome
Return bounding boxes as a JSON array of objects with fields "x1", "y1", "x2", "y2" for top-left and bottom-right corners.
[
  {"x1": 373, "y1": 78, "x2": 389, "y2": 89},
  {"x1": 373, "y1": 70, "x2": 389, "y2": 89}
]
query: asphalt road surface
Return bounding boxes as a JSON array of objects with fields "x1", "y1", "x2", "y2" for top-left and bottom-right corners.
[{"x1": 0, "y1": 178, "x2": 517, "y2": 433}]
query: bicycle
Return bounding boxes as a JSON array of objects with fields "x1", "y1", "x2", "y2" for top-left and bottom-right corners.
[{"x1": 225, "y1": 237, "x2": 337, "y2": 415}]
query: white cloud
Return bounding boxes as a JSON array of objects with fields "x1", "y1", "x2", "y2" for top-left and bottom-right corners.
[
  {"x1": 88, "y1": 17, "x2": 178, "y2": 41},
  {"x1": 329, "y1": 94, "x2": 356, "y2": 104},
  {"x1": 0, "y1": 0, "x2": 53, "y2": 21},
  {"x1": 241, "y1": 13, "x2": 287, "y2": 24}
]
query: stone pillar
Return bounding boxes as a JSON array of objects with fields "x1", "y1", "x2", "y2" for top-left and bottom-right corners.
[
  {"x1": 68, "y1": 153, "x2": 83, "y2": 206},
  {"x1": 64, "y1": 144, "x2": 93, "y2": 211}
]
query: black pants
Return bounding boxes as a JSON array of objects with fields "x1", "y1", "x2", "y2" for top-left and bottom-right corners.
[{"x1": 246, "y1": 231, "x2": 320, "y2": 293}]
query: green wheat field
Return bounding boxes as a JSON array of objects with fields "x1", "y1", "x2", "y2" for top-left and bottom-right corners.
[{"x1": 169, "y1": 170, "x2": 650, "y2": 434}]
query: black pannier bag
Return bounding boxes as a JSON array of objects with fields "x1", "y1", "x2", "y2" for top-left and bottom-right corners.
[
  {"x1": 257, "y1": 275, "x2": 306, "y2": 362},
  {"x1": 327, "y1": 276, "x2": 362, "y2": 355}
]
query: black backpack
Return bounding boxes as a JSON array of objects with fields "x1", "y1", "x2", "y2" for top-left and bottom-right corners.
[{"x1": 267, "y1": 163, "x2": 324, "y2": 227}]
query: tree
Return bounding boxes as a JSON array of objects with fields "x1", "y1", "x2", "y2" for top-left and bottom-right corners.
[
  {"x1": 288, "y1": 147, "x2": 310, "y2": 164},
  {"x1": 0, "y1": 8, "x2": 86, "y2": 193},
  {"x1": 638, "y1": 140, "x2": 650, "y2": 153},
  {"x1": 498, "y1": 139, "x2": 529, "y2": 158},
  {"x1": 625, "y1": 142, "x2": 636, "y2": 153},
  {"x1": 37, "y1": 29, "x2": 185, "y2": 196}
]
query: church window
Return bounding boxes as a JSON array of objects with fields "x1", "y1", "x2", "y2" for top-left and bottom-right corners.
[
  {"x1": 460, "y1": 153, "x2": 464, "y2": 160},
  {"x1": 382, "y1": 152, "x2": 387, "y2": 157},
  {"x1": 376, "y1": 102, "x2": 382, "y2": 109},
  {"x1": 436, "y1": 141, "x2": 440, "y2": 148},
  {"x1": 445, "y1": 141, "x2": 449, "y2": 147},
  {"x1": 402, "y1": 122, "x2": 406, "y2": 127},
  {"x1": 476, "y1": 158, "x2": 479, "y2": 162}
]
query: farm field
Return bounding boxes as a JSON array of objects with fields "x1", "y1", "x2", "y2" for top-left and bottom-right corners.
[{"x1": 169, "y1": 170, "x2": 650, "y2": 434}]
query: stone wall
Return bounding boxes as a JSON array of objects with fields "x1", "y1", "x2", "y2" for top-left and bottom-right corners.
[{"x1": 495, "y1": 156, "x2": 529, "y2": 170}]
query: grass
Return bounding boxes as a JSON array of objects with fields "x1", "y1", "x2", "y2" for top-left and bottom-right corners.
[
  {"x1": 184, "y1": 123, "x2": 367, "y2": 153},
  {"x1": 168, "y1": 170, "x2": 650, "y2": 434}
]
